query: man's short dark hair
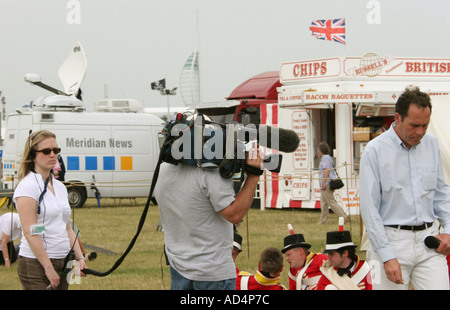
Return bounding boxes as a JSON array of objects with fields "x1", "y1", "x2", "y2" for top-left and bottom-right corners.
[
  {"x1": 395, "y1": 87, "x2": 432, "y2": 119},
  {"x1": 260, "y1": 247, "x2": 283, "y2": 275},
  {"x1": 335, "y1": 247, "x2": 357, "y2": 261},
  {"x1": 318, "y1": 142, "x2": 331, "y2": 155}
]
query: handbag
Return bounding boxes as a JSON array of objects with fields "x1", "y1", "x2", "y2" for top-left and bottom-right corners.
[
  {"x1": 330, "y1": 178, "x2": 344, "y2": 190},
  {"x1": 329, "y1": 163, "x2": 344, "y2": 190}
]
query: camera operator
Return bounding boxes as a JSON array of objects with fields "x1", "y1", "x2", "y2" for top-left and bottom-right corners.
[{"x1": 154, "y1": 145, "x2": 263, "y2": 290}]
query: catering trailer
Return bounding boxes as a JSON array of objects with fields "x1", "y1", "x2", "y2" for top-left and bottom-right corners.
[
  {"x1": 195, "y1": 54, "x2": 450, "y2": 214},
  {"x1": 276, "y1": 54, "x2": 450, "y2": 214}
]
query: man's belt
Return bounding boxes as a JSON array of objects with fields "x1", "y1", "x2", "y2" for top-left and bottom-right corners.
[{"x1": 386, "y1": 222, "x2": 434, "y2": 231}]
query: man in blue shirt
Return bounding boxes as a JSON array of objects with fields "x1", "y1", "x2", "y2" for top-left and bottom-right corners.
[{"x1": 360, "y1": 87, "x2": 450, "y2": 290}]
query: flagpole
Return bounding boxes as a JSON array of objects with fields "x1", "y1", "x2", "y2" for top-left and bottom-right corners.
[
  {"x1": 167, "y1": 95, "x2": 170, "y2": 120},
  {"x1": 151, "y1": 78, "x2": 177, "y2": 121}
]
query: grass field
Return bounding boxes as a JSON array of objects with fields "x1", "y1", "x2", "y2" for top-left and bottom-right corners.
[{"x1": 0, "y1": 198, "x2": 364, "y2": 290}]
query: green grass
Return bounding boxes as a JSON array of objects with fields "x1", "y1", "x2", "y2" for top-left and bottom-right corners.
[{"x1": 0, "y1": 198, "x2": 364, "y2": 290}]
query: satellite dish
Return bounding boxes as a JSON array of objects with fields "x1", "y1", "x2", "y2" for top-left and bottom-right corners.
[{"x1": 58, "y1": 41, "x2": 87, "y2": 96}]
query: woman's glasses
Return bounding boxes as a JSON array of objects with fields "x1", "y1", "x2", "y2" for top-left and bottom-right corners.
[{"x1": 35, "y1": 147, "x2": 61, "y2": 155}]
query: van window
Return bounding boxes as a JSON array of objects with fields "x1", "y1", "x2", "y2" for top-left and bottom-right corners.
[{"x1": 196, "y1": 107, "x2": 236, "y2": 124}]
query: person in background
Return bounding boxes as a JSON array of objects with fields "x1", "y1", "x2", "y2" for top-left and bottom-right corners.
[
  {"x1": 13, "y1": 130, "x2": 87, "y2": 290},
  {"x1": 236, "y1": 247, "x2": 286, "y2": 290},
  {"x1": 232, "y1": 232, "x2": 243, "y2": 276},
  {"x1": 375, "y1": 117, "x2": 393, "y2": 133},
  {"x1": 317, "y1": 230, "x2": 372, "y2": 290},
  {"x1": 317, "y1": 142, "x2": 349, "y2": 224},
  {"x1": 360, "y1": 87, "x2": 450, "y2": 290},
  {"x1": 0, "y1": 212, "x2": 22, "y2": 267},
  {"x1": 52, "y1": 154, "x2": 66, "y2": 182},
  {"x1": 69, "y1": 219, "x2": 97, "y2": 261},
  {"x1": 281, "y1": 233, "x2": 327, "y2": 290}
]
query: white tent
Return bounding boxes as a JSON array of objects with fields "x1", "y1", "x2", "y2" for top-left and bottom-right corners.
[{"x1": 428, "y1": 94, "x2": 450, "y2": 185}]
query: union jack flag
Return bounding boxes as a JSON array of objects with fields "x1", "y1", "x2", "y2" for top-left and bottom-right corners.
[{"x1": 310, "y1": 18, "x2": 346, "y2": 45}]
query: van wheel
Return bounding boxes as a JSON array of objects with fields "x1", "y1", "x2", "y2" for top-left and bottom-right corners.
[{"x1": 67, "y1": 185, "x2": 87, "y2": 208}]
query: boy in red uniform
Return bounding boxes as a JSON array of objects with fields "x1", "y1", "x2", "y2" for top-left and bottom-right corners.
[
  {"x1": 236, "y1": 247, "x2": 286, "y2": 290},
  {"x1": 316, "y1": 230, "x2": 372, "y2": 290},
  {"x1": 281, "y1": 233, "x2": 327, "y2": 290}
]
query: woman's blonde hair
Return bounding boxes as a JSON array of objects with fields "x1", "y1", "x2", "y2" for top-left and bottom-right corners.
[{"x1": 18, "y1": 130, "x2": 56, "y2": 182}]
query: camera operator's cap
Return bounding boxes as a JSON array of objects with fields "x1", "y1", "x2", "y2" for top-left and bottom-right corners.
[
  {"x1": 233, "y1": 233, "x2": 243, "y2": 253},
  {"x1": 281, "y1": 234, "x2": 311, "y2": 253},
  {"x1": 324, "y1": 231, "x2": 357, "y2": 253}
]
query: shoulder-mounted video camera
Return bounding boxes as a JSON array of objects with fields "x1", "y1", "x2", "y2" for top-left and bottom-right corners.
[{"x1": 159, "y1": 112, "x2": 300, "y2": 179}]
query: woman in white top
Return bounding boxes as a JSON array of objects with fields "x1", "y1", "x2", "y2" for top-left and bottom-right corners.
[{"x1": 13, "y1": 130, "x2": 86, "y2": 290}]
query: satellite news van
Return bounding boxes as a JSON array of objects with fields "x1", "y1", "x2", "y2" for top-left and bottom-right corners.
[
  {"x1": 1, "y1": 42, "x2": 164, "y2": 208},
  {"x1": 194, "y1": 54, "x2": 450, "y2": 215}
]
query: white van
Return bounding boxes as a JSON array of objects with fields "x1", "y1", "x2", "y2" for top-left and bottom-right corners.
[
  {"x1": 2, "y1": 98, "x2": 163, "y2": 208},
  {"x1": 1, "y1": 42, "x2": 164, "y2": 208}
]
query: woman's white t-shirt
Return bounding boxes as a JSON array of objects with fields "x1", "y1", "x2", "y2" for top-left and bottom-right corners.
[
  {"x1": 13, "y1": 172, "x2": 71, "y2": 259},
  {"x1": 0, "y1": 213, "x2": 22, "y2": 242}
]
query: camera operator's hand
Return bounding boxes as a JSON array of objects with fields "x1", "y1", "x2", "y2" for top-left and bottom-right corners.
[
  {"x1": 220, "y1": 145, "x2": 263, "y2": 225},
  {"x1": 245, "y1": 145, "x2": 263, "y2": 176}
]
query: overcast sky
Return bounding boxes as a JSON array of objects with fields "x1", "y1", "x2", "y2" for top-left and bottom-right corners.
[{"x1": 1, "y1": 0, "x2": 449, "y2": 115}]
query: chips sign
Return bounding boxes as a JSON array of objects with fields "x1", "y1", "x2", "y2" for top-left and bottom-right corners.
[
  {"x1": 280, "y1": 54, "x2": 450, "y2": 84},
  {"x1": 280, "y1": 57, "x2": 341, "y2": 82}
]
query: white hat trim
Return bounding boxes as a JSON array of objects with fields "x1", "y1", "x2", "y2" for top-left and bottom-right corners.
[
  {"x1": 233, "y1": 241, "x2": 242, "y2": 251},
  {"x1": 325, "y1": 242, "x2": 355, "y2": 251}
]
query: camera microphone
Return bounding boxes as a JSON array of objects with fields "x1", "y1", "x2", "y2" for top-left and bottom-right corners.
[
  {"x1": 424, "y1": 236, "x2": 440, "y2": 249},
  {"x1": 258, "y1": 125, "x2": 300, "y2": 153},
  {"x1": 235, "y1": 124, "x2": 300, "y2": 153}
]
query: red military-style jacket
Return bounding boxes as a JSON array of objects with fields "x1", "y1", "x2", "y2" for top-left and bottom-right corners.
[
  {"x1": 236, "y1": 270, "x2": 286, "y2": 290},
  {"x1": 288, "y1": 252, "x2": 328, "y2": 290},
  {"x1": 316, "y1": 256, "x2": 372, "y2": 290}
]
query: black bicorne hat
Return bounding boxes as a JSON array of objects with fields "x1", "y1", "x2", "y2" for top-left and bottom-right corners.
[
  {"x1": 323, "y1": 230, "x2": 357, "y2": 253},
  {"x1": 281, "y1": 234, "x2": 311, "y2": 253},
  {"x1": 233, "y1": 233, "x2": 243, "y2": 252}
]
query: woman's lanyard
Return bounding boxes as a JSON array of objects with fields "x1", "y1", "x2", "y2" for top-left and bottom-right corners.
[{"x1": 37, "y1": 176, "x2": 50, "y2": 215}]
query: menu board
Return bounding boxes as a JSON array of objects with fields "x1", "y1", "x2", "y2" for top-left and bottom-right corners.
[{"x1": 292, "y1": 111, "x2": 309, "y2": 170}]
